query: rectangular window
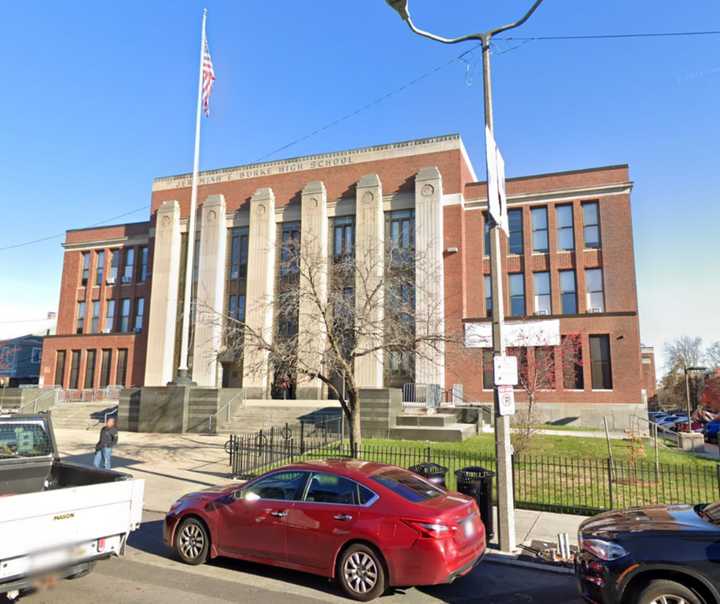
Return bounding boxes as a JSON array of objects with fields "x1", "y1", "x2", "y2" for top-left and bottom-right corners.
[
  {"x1": 590, "y1": 334, "x2": 612, "y2": 389},
  {"x1": 238, "y1": 294, "x2": 246, "y2": 322},
  {"x1": 280, "y1": 222, "x2": 301, "y2": 276},
  {"x1": 137, "y1": 246, "x2": 149, "y2": 282},
  {"x1": 69, "y1": 351, "x2": 81, "y2": 389},
  {"x1": 90, "y1": 301, "x2": 100, "y2": 333},
  {"x1": 585, "y1": 268, "x2": 605, "y2": 312},
  {"x1": 535, "y1": 346, "x2": 556, "y2": 389},
  {"x1": 54, "y1": 350, "x2": 66, "y2": 386},
  {"x1": 104, "y1": 299, "x2": 115, "y2": 333},
  {"x1": 582, "y1": 201, "x2": 601, "y2": 249},
  {"x1": 509, "y1": 273, "x2": 525, "y2": 317},
  {"x1": 81, "y1": 252, "x2": 90, "y2": 286},
  {"x1": 482, "y1": 349, "x2": 494, "y2": 389},
  {"x1": 107, "y1": 250, "x2": 120, "y2": 284},
  {"x1": 228, "y1": 227, "x2": 249, "y2": 280},
  {"x1": 562, "y1": 335, "x2": 584, "y2": 390},
  {"x1": 333, "y1": 216, "x2": 354, "y2": 259},
  {"x1": 116, "y1": 349, "x2": 128, "y2": 386},
  {"x1": 119, "y1": 298, "x2": 131, "y2": 333},
  {"x1": 533, "y1": 272, "x2": 551, "y2": 315},
  {"x1": 95, "y1": 250, "x2": 105, "y2": 286},
  {"x1": 192, "y1": 235, "x2": 201, "y2": 283},
  {"x1": 228, "y1": 294, "x2": 238, "y2": 320},
  {"x1": 559, "y1": 270, "x2": 577, "y2": 314},
  {"x1": 134, "y1": 297, "x2": 144, "y2": 332},
  {"x1": 483, "y1": 212, "x2": 491, "y2": 257},
  {"x1": 556, "y1": 205, "x2": 575, "y2": 251},
  {"x1": 484, "y1": 275, "x2": 492, "y2": 318},
  {"x1": 508, "y1": 208, "x2": 523, "y2": 255},
  {"x1": 531, "y1": 206, "x2": 549, "y2": 253},
  {"x1": 76, "y1": 301, "x2": 86, "y2": 334},
  {"x1": 84, "y1": 349, "x2": 96, "y2": 389},
  {"x1": 122, "y1": 248, "x2": 135, "y2": 283},
  {"x1": 387, "y1": 210, "x2": 415, "y2": 267},
  {"x1": 100, "y1": 349, "x2": 112, "y2": 388}
]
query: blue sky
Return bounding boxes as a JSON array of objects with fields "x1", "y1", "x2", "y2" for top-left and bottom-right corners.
[{"x1": 1, "y1": 1, "x2": 719, "y2": 371}]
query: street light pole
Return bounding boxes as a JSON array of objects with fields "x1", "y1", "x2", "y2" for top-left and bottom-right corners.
[
  {"x1": 384, "y1": 0, "x2": 545, "y2": 553},
  {"x1": 685, "y1": 366, "x2": 708, "y2": 432}
]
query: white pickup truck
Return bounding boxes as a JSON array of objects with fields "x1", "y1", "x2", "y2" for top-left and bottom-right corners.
[{"x1": 0, "y1": 413, "x2": 144, "y2": 599}]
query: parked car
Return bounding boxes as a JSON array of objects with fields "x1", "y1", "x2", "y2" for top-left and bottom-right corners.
[
  {"x1": 0, "y1": 413, "x2": 144, "y2": 600},
  {"x1": 673, "y1": 420, "x2": 704, "y2": 433},
  {"x1": 704, "y1": 419, "x2": 720, "y2": 444},
  {"x1": 648, "y1": 411, "x2": 669, "y2": 422},
  {"x1": 576, "y1": 502, "x2": 720, "y2": 604},
  {"x1": 164, "y1": 460, "x2": 486, "y2": 601}
]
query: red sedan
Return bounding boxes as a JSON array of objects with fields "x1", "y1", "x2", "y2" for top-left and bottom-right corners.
[{"x1": 164, "y1": 459, "x2": 485, "y2": 600}]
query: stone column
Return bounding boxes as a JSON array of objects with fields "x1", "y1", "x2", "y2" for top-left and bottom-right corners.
[
  {"x1": 354, "y1": 174, "x2": 384, "y2": 388},
  {"x1": 144, "y1": 201, "x2": 182, "y2": 386},
  {"x1": 242, "y1": 188, "x2": 276, "y2": 398},
  {"x1": 192, "y1": 194, "x2": 227, "y2": 387},
  {"x1": 296, "y1": 181, "x2": 328, "y2": 399},
  {"x1": 414, "y1": 167, "x2": 446, "y2": 388}
]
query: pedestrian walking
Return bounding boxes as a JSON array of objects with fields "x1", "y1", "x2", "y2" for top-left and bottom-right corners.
[{"x1": 93, "y1": 416, "x2": 118, "y2": 470}]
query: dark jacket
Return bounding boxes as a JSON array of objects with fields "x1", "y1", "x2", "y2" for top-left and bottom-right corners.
[{"x1": 96, "y1": 426, "x2": 119, "y2": 451}]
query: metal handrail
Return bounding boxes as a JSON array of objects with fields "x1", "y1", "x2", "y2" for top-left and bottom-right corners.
[
  {"x1": 19, "y1": 389, "x2": 58, "y2": 414},
  {"x1": 208, "y1": 391, "x2": 244, "y2": 433}
]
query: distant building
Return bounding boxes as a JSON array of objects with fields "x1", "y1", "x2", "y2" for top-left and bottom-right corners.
[
  {"x1": 0, "y1": 334, "x2": 45, "y2": 387},
  {"x1": 641, "y1": 345, "x2": 657, "y2": 406}
]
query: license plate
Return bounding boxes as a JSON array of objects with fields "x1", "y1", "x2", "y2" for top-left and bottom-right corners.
[{"x1": 464, "y1": 519, "x2": 475, "y2": 538}]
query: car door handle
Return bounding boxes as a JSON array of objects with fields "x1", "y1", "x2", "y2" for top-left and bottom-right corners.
[
  {"x1": 270, "y1": 510, "x2": 287, "y2": 518},
  {"x1": 334, "y1": 514, "x2": 353, "y2": 521}
]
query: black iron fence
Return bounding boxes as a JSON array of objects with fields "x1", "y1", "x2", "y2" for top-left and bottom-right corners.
[{"x1": 225, "y1": 436, "x2": 720, "y2": 515}]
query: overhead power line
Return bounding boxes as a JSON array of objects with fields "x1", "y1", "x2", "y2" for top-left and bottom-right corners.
[{"x1": 502, "y1": 30, "x2": 720, "y2": 41}]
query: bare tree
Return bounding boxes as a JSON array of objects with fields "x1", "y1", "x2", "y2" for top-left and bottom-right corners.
[
  {"x1": 706, "y1": 341, "x2": 720, "y2": 372},
  {"x1": 665, "y1": 336, "x2": 704, "y2": 372},
  {"x1": 658, "y1": 336, "x2": 706, "y2": 410},
  {"x1": 214, "y1": 235, "x2": 452, "y2": 452}
]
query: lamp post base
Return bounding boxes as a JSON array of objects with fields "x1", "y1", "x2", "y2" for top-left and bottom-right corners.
[{"x1": 168, "y1": 369, "x2": 197, "y2": 387}]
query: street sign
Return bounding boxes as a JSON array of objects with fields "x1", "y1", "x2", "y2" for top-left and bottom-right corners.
[
  {"x1": 497, "y1": 385, "x2": 516, "y2": 416},
  {"x1": 494, "y1": 355, "x2": 518, "y2": 386},
  {"x1": 465, "y1": 319, "x2": 561, "y2": 349},
  {"x1": 485, "y1": 125, "x2": 508, "y2": 235}
]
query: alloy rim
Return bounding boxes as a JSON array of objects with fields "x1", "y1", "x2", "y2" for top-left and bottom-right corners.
[
  {"x1": 343, "y1": 552, "x2": 378, "y2": 594},
  {"x1": 650, "y1": 597, "x2": 690, "y2": 604},
  {"x1": 179, "y1": 523, "x2": 205, "y2": 559}
]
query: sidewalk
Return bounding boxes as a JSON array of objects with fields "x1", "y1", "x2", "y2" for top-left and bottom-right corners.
[{"x1": 55, "y1": 428, "x2": 587, "y2": 548}]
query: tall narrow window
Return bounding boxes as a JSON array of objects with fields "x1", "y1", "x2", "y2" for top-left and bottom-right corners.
[
  {"x1": 119, "y1": 298, "x2": 131, "y2": 332},
  {"x1": 95, "y1": 251, "x2": 105, "y2": 286},
  {"x1": 483, "y1": 212, "x2": 491, "y2": 257},
  {"x1": 84, "y1": 349, "x2": 96, "y2": 389},
  {"x1": 531, "y1": 206, "x2": 549, "y2": 253},
  {"x1": 590, "y1": 335, "x2": 612, "y2": 389},
  {"x1": 238, "y1": 294, "x2": 246, "y2": 322},
  {"x1": 108, "y1": 250, "x2": 120, "y2": 284},
  {"x1": 69, "y1": 351, "x2": 80, "y2": 389},
  {"x1": 482, "y1": 349, "x2": 494, "y2": 389},
  {"x1": 104, "y1": 299, "x2": 115, "y2": 333},
  {"x1": 585, "y1": 268, "x2": 605, "y2": 312},
  {"x1": 562, "y1": 335, "x2": 584, "y2": 389},
  {"x1": 81, "y1": 252, "x2": 90, "y2": 286},
  {"x1": 535, "y1": 347, "x2": 556, "y2": 389},
  {"x1": 228, "y1": 294, "x2": 238, "y2": 320},
  {"x1": 556, "y1": 205, "x2": 575, "y2": 251},
  {"x1": 122, "y1": 248, "x2": 135, "y2": 283},
  {"x1": 91, "y1": 301, "x2": 100, "y2": 333},
  {"x1": 279, "y1": 222, "x2": 301, "y2": 276},
  {"x1": 387, "y1": 210, "x2": 414, "y2": 266},
  {"x1": 116, "y1": 349, "x2": 128, "y2": 386},
  {"x1": 134, "y1": 297, "x2": 144, "y2": 332},
  {"x1": 76, "y1": 302, "x2": 86, "y2": 334},
  {"x1": 484, "y1": 275, "x2": 493, "y2": 318},
  {"x1": 582, "y1": 202, "x2": 601, "y2": 249},
  {"x1": 509, "y1": 273, "x2": 525, "y2": 317},
  {"x1": 333, "y1": 216, "x2": 354, "y2": 259},
  {"x1": 137, "y1": 246, "x2": 149, "y2": 282},
  {"x1": 533, "y1": 272, "x2": 551, "y2": 315},
  {"x1": 54, "y1": 350, "x2": 66, "y2": 387},
  {"x1": 508, "y1": 209, "x2": 523, "y2": 255},
  {"x1": 559, "y1": 270, "x2": 577, "y2": 314},
  {"x1": 192, "y1": 234, "x2": 201, "y2": 283},
  {"x1": 229, "y1": 228, "x2": 241, "y2": 279},
  {"x1": 100, "y1": 350, "x2": 112, "y2": 388}
]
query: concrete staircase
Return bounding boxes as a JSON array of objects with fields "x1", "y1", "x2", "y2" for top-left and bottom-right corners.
[
  {"x1": 217, "y1": 400, "x2": 342, "y2": 435},
  {"x1": 390, "y1": 413, "x2": 477, "y2": 442},
  {"x1": 48, "y1": 402, "x2": 118, "y2": 431}
]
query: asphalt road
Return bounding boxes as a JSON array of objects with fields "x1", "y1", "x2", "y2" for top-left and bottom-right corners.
[{"x1": 12, "y1": 513, "x2": 583, "y2": 603}]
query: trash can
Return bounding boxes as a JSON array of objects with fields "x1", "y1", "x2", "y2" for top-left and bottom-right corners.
[
  {"x1": 409, "y1": 462, "x2": 448, "y2": 489},
  {"x1": 455, "y1": 466, "x2": 495, "y2": 540}
]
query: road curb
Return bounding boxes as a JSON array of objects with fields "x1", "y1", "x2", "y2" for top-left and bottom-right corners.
[{"x1": 484, "y1": 552, "x2": 574, "y2": 575}]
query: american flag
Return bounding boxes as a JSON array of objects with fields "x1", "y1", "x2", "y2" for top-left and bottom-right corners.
[{"x1": 202, "y1": 39, "x2": 216, "y2": 117}]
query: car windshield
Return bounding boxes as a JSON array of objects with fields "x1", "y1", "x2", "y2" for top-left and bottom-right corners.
[
  {"x1": 371, "y1": 468, "x2": 443, "y2": 503},
  {"x1": 0, "y1": 421, "x2": 53, "y2": 459}
]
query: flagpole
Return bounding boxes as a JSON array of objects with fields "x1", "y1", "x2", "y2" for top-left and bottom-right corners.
[{"x1": 176, "y1": 8, "x2": 207, "y2": 385}]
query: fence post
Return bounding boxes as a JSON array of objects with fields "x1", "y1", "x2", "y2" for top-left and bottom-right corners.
[
  {"x1": 426, "y1": 446, "x2": 431, "y2": 463},
  {"x1": 607, "y1": 458, "x2": 615, "y2": 510},
  {"x1": 300, "y1": 422, "x2": 305, "y2": 455},
  {"x1": 716, "y1": 465, "x2": 720, "y2": 499}
]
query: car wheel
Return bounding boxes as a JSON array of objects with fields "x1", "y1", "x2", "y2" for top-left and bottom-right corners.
[
  {"x1": 67, "y1": 561, "x2": 96, "y2": 580},
  {"x1": 637, "y1": 579, "x2": 703, "y2": 604},
  {"x1": 338, "y1": 544, "x2": 386, "y2": 601},
  {"x1": 175, "y1": 517, "x2": 209, "y2": 565}
]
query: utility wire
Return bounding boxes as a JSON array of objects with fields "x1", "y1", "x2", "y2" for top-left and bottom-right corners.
[{"x1": 501, "y1": 30, "x2": 720, "y2": 41}]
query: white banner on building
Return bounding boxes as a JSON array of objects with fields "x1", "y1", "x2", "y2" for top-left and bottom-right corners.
[
  {"x1": 464, "y1": 319, "x2": 561, "y2": 349},
  {"x1": 485, "y1": 125, "x2": 508, "y2": 235}
]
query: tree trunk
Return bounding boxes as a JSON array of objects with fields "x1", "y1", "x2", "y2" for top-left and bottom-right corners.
[{"x1": 347, "y1": 389, "x2": 362, "y2": 457}]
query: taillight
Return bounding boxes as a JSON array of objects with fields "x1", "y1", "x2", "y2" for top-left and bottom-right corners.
[
  {"x1": 97, "y1": 538, "x2": 106, "y2": 553},
  {"x1": 403, "y1": 520, "x2": 453, "y2": 539}
]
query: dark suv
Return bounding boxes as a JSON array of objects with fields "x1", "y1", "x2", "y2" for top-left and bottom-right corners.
[{"x1": 576, "y1": 503, "x2": 720, "y2": 604}]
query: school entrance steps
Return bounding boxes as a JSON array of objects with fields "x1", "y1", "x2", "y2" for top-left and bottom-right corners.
[
  {"x1": 48, "y1": 402, "x2": 119, "y2": 430},
  {"x1": 390, "y1": 412, "x2": 478, "y2": 442},
  {"x1": 216, "y1": 399, "x2": 342, "y2": 435}
]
